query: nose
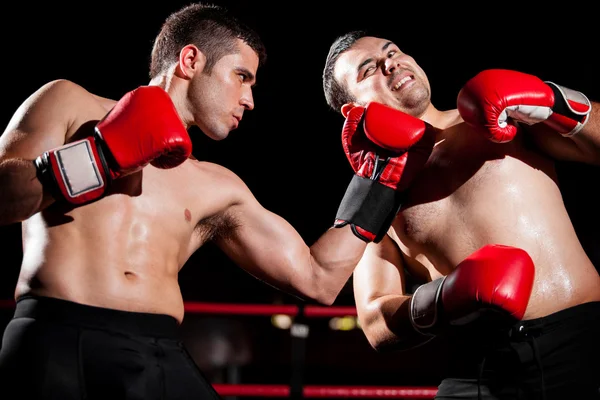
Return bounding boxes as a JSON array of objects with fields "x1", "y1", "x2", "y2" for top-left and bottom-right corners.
[
  {"x1": 383, "y1": 57, "x2": 399, "y2": 75},
  {"x1": 241, "y1": 87, "x2": 254, "y2": 111}
]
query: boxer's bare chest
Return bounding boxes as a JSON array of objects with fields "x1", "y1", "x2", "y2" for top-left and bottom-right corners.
[
  {"x1": 134, "y1": 161, "x2": 238, "y2": 245},
  {"x1": 56, "y1": 159, "x2": 236, "y2": 249},
  {"x1": 391, "y1": 124, "x2": 557, "y2": 268}
]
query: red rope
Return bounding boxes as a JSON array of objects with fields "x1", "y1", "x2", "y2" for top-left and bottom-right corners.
[{"x1": 213, "y1": 384, "x2": 437, "y2": 398}]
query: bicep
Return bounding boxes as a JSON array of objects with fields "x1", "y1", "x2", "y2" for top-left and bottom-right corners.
[
  {"x1": 0, "y1": 80, "x2": 77, "y2": 162},
  {"x1": 215, "y1": 189, "x2": 308, "y2": 290}
]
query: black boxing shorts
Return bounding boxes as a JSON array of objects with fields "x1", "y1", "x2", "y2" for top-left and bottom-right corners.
[
  {"x1": 435, "y1": 301, "x2": 600, "y2": 400},
  {"x1": 0, "y1": 295, "x2": 222, "y2": 400}
]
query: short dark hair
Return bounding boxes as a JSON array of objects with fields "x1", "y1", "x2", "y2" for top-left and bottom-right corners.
[
  {"x1": 322, "y1": 30, "x2": 369, "y2": 113},
  {"x1": 150, "y1": 2, "x2": 267, "y2": 79}
]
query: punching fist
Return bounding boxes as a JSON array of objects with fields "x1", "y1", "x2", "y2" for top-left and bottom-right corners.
[
  {"x1": 410, "y1": 244, "x2": 535, "y2": 335},
  {"x1": 334, "y1": 102, "x2": 434, "y2": 242},
  {"x1": 457, "y1": 69, "x2": 592, "y2": 143},
  {"x1": 35, "y1": 86, "x2": 192, "y2": 205}
]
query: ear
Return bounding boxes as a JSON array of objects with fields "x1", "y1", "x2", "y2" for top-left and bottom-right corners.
[
  {"x1": 176, "y1": 44, "x2": 206, "y2": 79},
  {"x1": 341, "y1": 103, "x2": 357, "y2": 118}
]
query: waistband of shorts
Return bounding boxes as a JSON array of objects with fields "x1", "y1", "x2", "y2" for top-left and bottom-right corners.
[
  {"x1": 509, "y1": 300, "x2": 600, "y2": 338},
  {"x1": 13, "y1": 295, "x2": 180, "y2": 338}
]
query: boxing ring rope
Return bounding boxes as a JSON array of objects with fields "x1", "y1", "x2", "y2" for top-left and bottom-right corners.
[
  {"x1": 0, "y1": 299, "x2": 439, "y2": 398},
  {"x1": 183, "y1": 302, "x2": 438, "y2": 398},
  {"x1": 183, "y1": 301, "x2": 358, "y2": 317},
  {"x1": 212, "y1": 384, "x2": 437, "y2": 398}
]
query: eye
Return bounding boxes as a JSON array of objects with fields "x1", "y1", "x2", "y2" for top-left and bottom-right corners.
[
  {"x1": 239, "y1": 73, "x2": 248, "y2": 81},
  {"x1": 387, "y1": 50, "x2": 397, "y2": 58},
  {"x1": 363, "y1": 65, "x2": 376, "y2": 77}
]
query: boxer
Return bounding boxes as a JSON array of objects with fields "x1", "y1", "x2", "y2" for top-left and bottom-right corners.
[
  {"x1": 323, "y1": 31, "x2": 600, "y2": 399},
  {"x1": 0, "y1": 6, "x2": 429, "y2": 399}
]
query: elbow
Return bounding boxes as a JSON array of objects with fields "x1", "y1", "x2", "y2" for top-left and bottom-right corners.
[
  {"x1": 300, "y1": 268, "x2": 348, "y2": 306},
  {"x1": 357, "y1": 308, "x2": 385, "y2": 351},
  {"x1": 313, "y1": 278, "x2": 349, "y2": 306},
  {"x1": 360, "y1": 320, "x2": 389, "y2": 352},
  {"x1": 282, "y1": 279, "x2": 337, "y2": 306},
  {"x1": 361, "y1": 314, "x2": 429, "y2": 353},
  {"x1": 303, "y1": 287, "x2": 337, "y2": 306},
  {"x1": 358, "y1": 302, "x2": 408, "y2": 353},
  {"x1": 362, "y1": 323, "x2": 407, "y2": 353},
  {"x1": 316, "y1": 292, "x2": 337, "y2": 307}
]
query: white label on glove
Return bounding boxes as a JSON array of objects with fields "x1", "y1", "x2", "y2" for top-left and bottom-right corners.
[{"x1": 55, "y1": 139, "x2": 104, "y2": 197}]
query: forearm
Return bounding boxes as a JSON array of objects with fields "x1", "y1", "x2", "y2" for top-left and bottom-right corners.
[
  {"x1": 570, "y1": 101, "x2": 600, "y2": 161},
  {"x1": 307, "y1": 225, "x2": 368, "y2": 303},
  {"x1": 0, "y1": 158, "x2": 51, "y2": 224},
  {"x1": 220, "y1": 211, "x2": 367, "y2": 305},
  {"x1": 362, "y1": 294, "x2": 431, "y2": 352}
]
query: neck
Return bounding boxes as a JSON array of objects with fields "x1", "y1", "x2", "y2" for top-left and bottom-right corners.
[
  {"x1": 149, "y1": 63, "x2": 179, "y2": 89},
  {"x1": 148, "y1": 68, "x2": 192, "y2": 129},
  {"x1": 420, "y1": 104, "x2": 461, "y2": 130}
]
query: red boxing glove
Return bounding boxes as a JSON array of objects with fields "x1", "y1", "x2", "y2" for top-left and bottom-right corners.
[
  {"x1": 457, "y1": 69, "x2": 592, "y2": 143},
  {"x1": 35, "y1": 86, "x2": 192, "y2": 205},
  {"x1": 410, "y1": 244, "x2": 535, "y2": 335},
  {"x1": 334, "y1": 102, "x2": 434, "y2": 242}
]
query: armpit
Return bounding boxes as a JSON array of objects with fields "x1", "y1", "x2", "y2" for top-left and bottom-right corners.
[{"x1": 195, "y1": 212, "x2": 240, "y2": 243}]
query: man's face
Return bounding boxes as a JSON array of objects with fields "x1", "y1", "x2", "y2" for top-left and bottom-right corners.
[
  {"x1": 189, "y1": 39, "x2": 259, "y2": 141},
  {"x1": 334, "y1": 36, "x2": 431, "y2": 117}
]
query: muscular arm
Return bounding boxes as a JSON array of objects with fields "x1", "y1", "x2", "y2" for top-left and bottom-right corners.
[
  {"x1": 352, "y1": 235, "x2": 431, "y2": 352},
  {"x1": 213, "y1": 102, "x2": 430, "y2": 306},
  {"x1": 0, "y1": 79, "x2": 80, "y2": 224},
  {"x1": 524, "y1": 100, "x2": 600, "y2": 165},
  {"x1": 214, "y1": 176, "x2": 367, "y2": 306}
]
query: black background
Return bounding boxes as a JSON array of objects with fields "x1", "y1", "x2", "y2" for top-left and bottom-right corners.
[{"x1": 0, "y1": 1, "x2": 599, "y2": 394}]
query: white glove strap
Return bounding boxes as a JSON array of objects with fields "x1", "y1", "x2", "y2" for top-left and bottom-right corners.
[{"x1": 45, "y1": 138, "x2": 105, "y2": 199}]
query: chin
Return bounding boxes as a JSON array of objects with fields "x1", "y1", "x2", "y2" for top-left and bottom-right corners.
[
  {"x1": 215, "y1": 132, "x2": 231, "y2": 141},
  {"x1": 204, "y1": 128, "x2": 229, "y2": 141}
]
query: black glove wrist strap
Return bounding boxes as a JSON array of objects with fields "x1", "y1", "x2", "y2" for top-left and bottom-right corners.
[
  {"x1": 334, "y1": 175, "x2": 403, "y2": 243},
  {"x1": 34, "y1": 154, "x2": 63, "y2": 201},
  {"x1": 410, "y1": 277, "x2": 446, "y2": 335}
]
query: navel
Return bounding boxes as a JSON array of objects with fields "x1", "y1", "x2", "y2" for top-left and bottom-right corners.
[{"x1": 184, "y1": 208, "x2": 192, "y2": 222}]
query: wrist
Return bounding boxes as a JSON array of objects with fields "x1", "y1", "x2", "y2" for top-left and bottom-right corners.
[
  {"x1": 544, "y1": 81, "x2": 592, "y2": 137},
  {"x1": 333, "y1": 174, "x2": 403, "y2": 242},
  {"x1": 409, "y1": 276, "x2": 446, "y2": 335},
  {"x1": 35, "y1": 137, "x2": 110, "y2": 205}
]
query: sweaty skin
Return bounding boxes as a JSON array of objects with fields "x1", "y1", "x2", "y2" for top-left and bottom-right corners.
[
  {"x1": 0, "y1": 39, "x2": 366, "y2": 324},
  {"x1": 334, "y1": 36, "x2": 600, "y2": 349}
]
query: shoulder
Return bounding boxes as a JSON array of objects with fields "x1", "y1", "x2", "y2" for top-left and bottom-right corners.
[
  {"x1": 188, "y1": 158, "x2": 249, "y2": 188},
  {"x1": 18, "y1": 79, "x2": 106, "y2": 119},
  {"x1": 33, "y1": 79, "x2": 95, "y2": 103},
  {"x1": 186, "y1": 158, "x2": 255, "y2": 201},
  {"x1": 0, "y1": 80, "x2": 109, "y2": 159},
  {"x1": 7, "y1": 79, "x2": 96, "y2": 127}
]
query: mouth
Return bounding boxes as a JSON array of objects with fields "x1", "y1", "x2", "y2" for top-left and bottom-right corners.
[
  {"x1": 391, "y1": 73, "x2": 414, "y2": 91},
  {"x1": 231, "y1": 115, "x2": 242, "y2": 129}
]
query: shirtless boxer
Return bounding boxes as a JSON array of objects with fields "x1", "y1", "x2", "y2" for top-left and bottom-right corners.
[
  {"x1": 0, "y1": 6, "x2": 428, "y2": 399},
  {"x1": 322, "y1": 31, "x2": 600, "y2": 399}
]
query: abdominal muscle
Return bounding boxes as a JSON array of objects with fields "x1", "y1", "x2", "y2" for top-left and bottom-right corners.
[{"x1": 16, "y1": 192, "x2": 191, "y2": 324}]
